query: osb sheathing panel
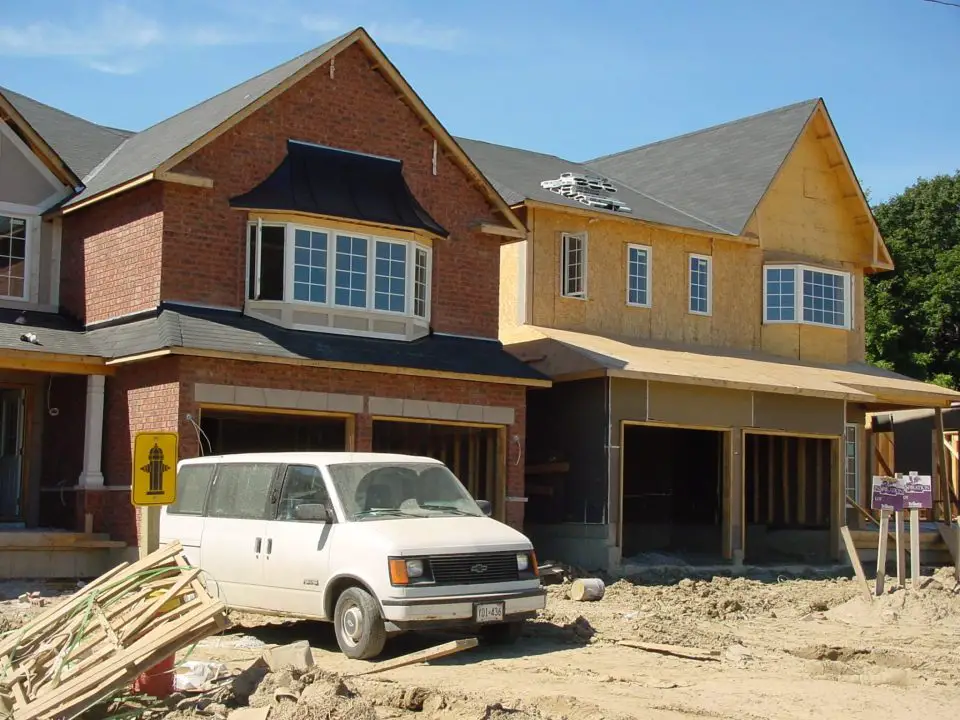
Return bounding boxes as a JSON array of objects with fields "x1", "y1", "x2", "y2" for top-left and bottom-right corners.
[
  {"x1": 529, "y1": 207, "x2": 761, "y2": 351},
  {"x1": 799, "y1": 324, "x2": 849, "y2": 364},
  {"x1": 648, "y1": 381, "x2": 752, "y2": 428},
  {"x1": 846, "y1": 403, "x2": 867, "y2": 424},
  {"x1": 753, "y1": 392, "x2": 844, "y2": 436},
  {"x1": 499, "y1": 240, "x2": 523, "y2": 331}
]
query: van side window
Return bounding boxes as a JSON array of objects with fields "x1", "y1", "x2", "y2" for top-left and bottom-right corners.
[
  {"x1": 207, "y1": 463, "x2": 278, "y2": 520},
  {"x1": 277, "y1": 465, "x2": 330, "y2": 522},
  {"x1": 167, "y1": 464, "x2": 215, "y2": 515}
]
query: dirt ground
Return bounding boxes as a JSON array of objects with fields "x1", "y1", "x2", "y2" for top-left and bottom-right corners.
[{"x1": 3, "y1": 566, "x2": 960, "y2": 719}]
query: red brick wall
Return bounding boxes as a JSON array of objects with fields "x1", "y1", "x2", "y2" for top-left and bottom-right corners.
[
  {"x1": 166, "y1": 43, "x2": 503, "y2": 338},
  {"x1": 60, "y1": 183, "x2": 164, "y2": 324},
  {"x1": 177, "y1": 356, "x2": 527, "y2": 528}
]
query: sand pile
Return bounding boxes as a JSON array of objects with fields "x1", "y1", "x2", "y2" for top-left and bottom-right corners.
[{"x1": 826, "y1": 567, "x2": 960, "y2": 627}]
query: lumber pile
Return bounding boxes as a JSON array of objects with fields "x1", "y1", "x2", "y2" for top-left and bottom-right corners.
[{"x1": 0, "y1": 542, "x2": 227, "y2": 720}]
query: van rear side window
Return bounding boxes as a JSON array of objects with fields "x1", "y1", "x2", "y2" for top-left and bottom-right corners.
[
  {"x1": 207, "y1": 463, "x2": 278, "y2": 519},
  {"x1": 168, "y1": 464, "x2": 215, "y2": 515}
]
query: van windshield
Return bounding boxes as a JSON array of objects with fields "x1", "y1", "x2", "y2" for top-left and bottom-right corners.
[{"x1": 326, "y1": 462, "x2": 484, "y2": 521}]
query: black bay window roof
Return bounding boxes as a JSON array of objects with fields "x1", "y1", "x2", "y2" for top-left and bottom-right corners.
[{"x1": 230, "y1": 140, "x2": 448, "y2": 238}]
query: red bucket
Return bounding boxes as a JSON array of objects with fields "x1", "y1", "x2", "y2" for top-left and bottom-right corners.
[{"x1": 132, "y1": 654, "x2": 175, "y2": 698}]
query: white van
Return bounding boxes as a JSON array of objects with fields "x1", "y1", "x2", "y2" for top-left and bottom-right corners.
[{"x1": 159, "y1": 452, "x2": 546, "y2": 659}]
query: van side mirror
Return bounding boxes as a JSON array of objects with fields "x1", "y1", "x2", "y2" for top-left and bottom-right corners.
[
  {"x1": 294, "y1": 503, "x2": 333, "y2": 522},
  {"x1": 477, "y1": 500, "x2": 492, "y2": 517}
]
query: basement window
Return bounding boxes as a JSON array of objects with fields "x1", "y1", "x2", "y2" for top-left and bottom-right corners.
[
  {"x1": 764, "y1": 264, "x2": 851, "y2": 329},
  {"x1": 246, "y1": 220, "x2": 432, "y2": 340},
  {"x1": 561, "y1": 232, "x2": 587, "y2": 299}
]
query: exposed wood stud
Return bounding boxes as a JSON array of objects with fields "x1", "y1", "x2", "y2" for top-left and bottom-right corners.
[
  {"x1": 816, "y1": 440, "x2": 825, "y2": 524},
  {"x1": 782, "y1": 437, "x2": 790, "y2": 523},
  {"x1": 752, "y1": 436, "x2": 760, "y2": 524},
  {"x1": 798, "y1": 438, "x2": 807, "y2": 525},
  {"x1": 767, "y1": 436, "x2": 775, "y2": 524}
]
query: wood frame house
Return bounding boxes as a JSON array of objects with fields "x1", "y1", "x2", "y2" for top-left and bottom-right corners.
[
  {"x1": 0, "y1": 28, "x2": 547, "y2": 576},
  {"x1": 461, "y1": 100, "x2": 960, "y2": 569}
]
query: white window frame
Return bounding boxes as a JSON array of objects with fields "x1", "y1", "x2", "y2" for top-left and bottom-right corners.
[
  {"x1": 688, "y1": 253, "x2": 712, "y2": 316},
  {"x1": 246, "y1": 220, "x2": 432, "y2": 323},
  {"x1": 763, "y1": 263, "x2": 852, "y2": 330},
  {"x1": 560, "y1": 232, "x2": 587, "y2": 299},
  {"x1": 0, "y1": 211, "x2": 33, "y2": 302},
  {"x1": 412, "y1": 245, "x2": 431, "y2": 321},
  {"x1": 844, "y1": 423, "x2": 860, "y2": 507},
  {"x1": 625, "y1": 243, "x2": 652, "y2": 308}
]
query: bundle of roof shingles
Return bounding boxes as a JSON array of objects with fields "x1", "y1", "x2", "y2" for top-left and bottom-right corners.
[
  {"x1": 0, "y1": 542, "x2": 227, "y2": 720},
  {"x1": 540, "y1": 172, "x2": 632, "y2": 213}
]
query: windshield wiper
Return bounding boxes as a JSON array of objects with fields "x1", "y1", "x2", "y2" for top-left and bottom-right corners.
[
  {"x1": 417, "y1": 504, "x2": 477, "y2": 516},
  {"x1": 353, "y1": 509, "x2": 421, "y2": 519}
]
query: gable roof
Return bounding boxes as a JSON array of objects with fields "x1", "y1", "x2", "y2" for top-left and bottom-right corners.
[
  {"x1": 586, "y1": 99, "x2": 820, "y2": 235},
  {"x1": 456, "y1": 137, "x2": 724, "y2": 234},
  {"x1": 0, "y1": 86, "x2": 131, "y2": 181},
  {"x1": 54, "y1": 28, "x2": 524, "y2": 233}
]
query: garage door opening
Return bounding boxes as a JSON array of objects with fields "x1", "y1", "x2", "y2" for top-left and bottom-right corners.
[
  {"x1": 621, "y1": 424, "x2": 724, "y2": 560},
  {"x1": 372, "y1": 421, "x2": 500, "y2": 510},
  {"x1": 199, "y1": 409, "x2": 347, "y2": 455},
  {"x1": 744, "y1": 434, "x2": 833, "y2": 563}
]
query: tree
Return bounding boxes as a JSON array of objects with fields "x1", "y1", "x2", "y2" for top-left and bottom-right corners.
[{"x1": 866, "y1": 172, "x2": 960, "y2": 389}]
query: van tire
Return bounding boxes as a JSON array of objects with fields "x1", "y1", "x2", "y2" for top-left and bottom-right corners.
[
  {"x1": 480, "y1": 620, "x2": 524, "y2": 645},
  {"x1": 334, "y1": 587, "x2": 387, "y2": 660}
]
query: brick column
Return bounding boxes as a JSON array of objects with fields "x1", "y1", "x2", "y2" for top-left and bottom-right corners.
[{"x1": 355, "y1": 413, "x2": 373, "y2": 452}]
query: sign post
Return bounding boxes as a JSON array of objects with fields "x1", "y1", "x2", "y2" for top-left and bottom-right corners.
[
  {"x1": 871, "y1": 475, "x2": 904, "y2": 595},
  {"x1": 131, "y1": 432, "x2": 178, "y2": 559},
  {"x1": 903, "y1": 471, "x2": 933, "y2": 585}
]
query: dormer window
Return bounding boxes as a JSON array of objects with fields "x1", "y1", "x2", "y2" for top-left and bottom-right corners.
[{"x1": 247, "y1": 220, "x2": 432, "y2": 340}]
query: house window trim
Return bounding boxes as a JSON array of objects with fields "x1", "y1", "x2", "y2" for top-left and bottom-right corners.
[
  {"x1": 688, "y1": 253, "x2": 712, "y2": 316},
  {"x1": 763, "y1": 263, "x2": 852, "y2": 330},
  {"x1": 560, "y1": 231, "x2": 587, "y2": 300},
  {"x1": 0, "y1": 210, "x2": 33, "y2": 302},
  {"x1": 247, "y1": 219, "x2": 432, "y2": 324},
  {"x1": 844, "y1": 423, "x2": 860, "y2": 507},
  {"x1": 625, "y1": 243, "x2": 652, "y2": 308}
]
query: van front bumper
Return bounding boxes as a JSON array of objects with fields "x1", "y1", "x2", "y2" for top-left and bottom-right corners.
[{"x1": 380, "y1": 588, "x2": 546, "y2": 630}]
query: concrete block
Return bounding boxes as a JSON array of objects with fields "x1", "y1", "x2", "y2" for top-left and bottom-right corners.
[
  {"x1": 368, "y1": 396, "x2": 404, "y2": 417},
  {"x1": 194, "y1": 383, "x2": 236, "y2": 404},
  {"x1": 327, "y1": 393, "x2": 363, "y2": 413},
  {"x1": 235, "y1": 386, "x2": 267, "y2": 407},
  {"x1": 456, "y1": 404, "x2": 485, "y2": 423},
  {"x1": 263, "y1": 388, "x2": 301, "y2": 409},
  {"x1": 263, "y1": 640, "x2": 315, "y2": 672},
  {"x1": 297, "y1": 391, "x2": 328, "y2": 411},
  {"x1": 426, "y1": 402, "x2": 459, "y2": 421},
  {"x1": 482, "y1": 406, "x2": 515, "y2": 425}
]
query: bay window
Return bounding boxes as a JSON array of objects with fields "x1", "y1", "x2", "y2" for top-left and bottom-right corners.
[
  {"x1": 246, "y1": 220, "x2": 431, "y2": 340},
  {"x1": 764, "y1": 264, "x2": 851, "y2": 329}
]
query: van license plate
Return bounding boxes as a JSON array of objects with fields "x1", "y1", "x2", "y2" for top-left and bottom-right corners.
[{"x1": 475, "y1": 602, "x2": 505, "y2": 623}]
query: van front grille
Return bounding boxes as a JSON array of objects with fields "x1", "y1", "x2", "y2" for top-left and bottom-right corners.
[{"x1": 428, "y1": 552, "x2": 520, "y2": 586}]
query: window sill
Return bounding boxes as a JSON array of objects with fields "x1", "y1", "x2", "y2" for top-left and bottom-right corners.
[
  {"x1": 763, "y1": 320, "x2": 850, "y2": 331},
  {"x1": 246, "y1": 299, "x2": 430, "y2": 341}
]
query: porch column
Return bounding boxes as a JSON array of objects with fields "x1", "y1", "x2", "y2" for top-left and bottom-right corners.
[{"x1": 78, "y1": 375, "x2": 105, "y2": 488}]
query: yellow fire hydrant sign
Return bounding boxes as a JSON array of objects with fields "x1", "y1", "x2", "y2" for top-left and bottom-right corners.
[{"x1": 131, "y1": 432, "x2": 178, "y2": 506}]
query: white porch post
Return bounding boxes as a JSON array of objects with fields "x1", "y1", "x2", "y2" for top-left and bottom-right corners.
[{"x1": 78, "y1": 375, "x2": 105, "y2": 488}]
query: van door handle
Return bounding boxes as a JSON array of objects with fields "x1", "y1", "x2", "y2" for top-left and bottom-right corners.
[
  {"x1": 266, "y1": 538, "x2": 273, "y2": 555},
  {"x1": 254, "y1": 537, "x2": 262, "y2": 554}
]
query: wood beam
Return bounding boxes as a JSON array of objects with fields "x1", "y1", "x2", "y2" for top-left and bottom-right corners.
[
  {"x1": 479, "y1": 223, "x2": 525, "y2": 239},
  {"x1": 59, "y1": 174, "x2": 155, "y2": 215},
  {"x1": 155, "y1": 171, "x2": 214, "y2": 189}
]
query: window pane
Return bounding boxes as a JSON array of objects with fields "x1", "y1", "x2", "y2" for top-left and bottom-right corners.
[
  {"x1": 562, "y1": 234, "x2": 585, "y2": 297},
  {"x1": 627, "y1": 246, "x2": 649, "y2": 306},
  {"x1": 293, "y1": 229, "x2": 328, "y2": 304},
  {"x1": 689, "y1": 256, "x2": 710, "y2": 314},
  {"x1": 334, "y1": 235, "x2": 367, "y2": 308},
  {"x1": 277, "y1": 465, "x2": 330, "y2": 522},
  {"x1": 0, "y1": 214, "x2": 28, "y2": 299},
  {"x1": 257, "y1": 226, "x2": 285, "y2": 301},
  {"x1": 207, "y1": 463, "x2": 277, "y2": 519},
  {"x1": 414, "y1": 247, "x2": 429, "y2": 318},
  {"x1": 765, "y1": 267, "x2": 796, "y2": 321},
  {"x1": 167, "y1": 464, "x2": 215, "y2": 515},
  {"x1": 802, "y1": 269, "x2": 846, "y2": 327},
  {"x1": 373, "y1": 241, "x2": 407, "y2": 312}
]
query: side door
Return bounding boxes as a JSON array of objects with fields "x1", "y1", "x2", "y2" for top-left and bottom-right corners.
[
  {"x1": 262, "y1": 464, "x2": 336, "y2": 618},
  {"x1": 158, "y1": 462, "x2": 215, "y2": 569},
  {"x1": 200, "y1": 462, "x2": 281, "y2": 611}
]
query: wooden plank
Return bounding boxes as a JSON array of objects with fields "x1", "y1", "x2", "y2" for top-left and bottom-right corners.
[
  {"x1": 840, "y1": 526, "x2": 873, "y2": 602},
  {"x1": 781, "y1": 436, "x2": 790, "y2": 524},
  {"x1": 353, "y1": 638, "x2": 479, "y2": 676},
  {"x1": 752, "y1": 436, "x2": 760, "y2": 524},
  {"x1": 618, "y1": 640, "x2": 721, "y2": 662},
  {"x1": 468, "y1": 431, "x2": 480, "y2": 498},
  {"x1": 909, "y1": 508, "x2": 921, "y2": 585},
  {"x1": 816, "y1": 439, "x2": 825, "y2": 524},
  {"x1": 798, "y1": 438, "x2": 807, "y2": 525},
  {"x1": 767, "y1": 435, "x2": 775, "y2": 524},
  {"x1": 875, "y1": 509, "x2": 890, "y2": 596},
  {"x1": 485, "y1": 431, "x2": 496, "y2": 503},
  {"x1": 895, "y1": 511, "x2": 906, "y2": 588},
  {"x1": 935, "y1": 409, "x2": 953, "y2": 521},
  {"x1": 92, "y1": 602, "x2": 121, "y2": 650}
]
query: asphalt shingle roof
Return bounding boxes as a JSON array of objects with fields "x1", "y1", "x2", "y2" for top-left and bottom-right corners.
[
  {"x1": 0, "y1": 86, "x2": 131, "y2": 181},
  {"x1": 65, "y1": 34, "x2": 348, "y2": 206},
  {"x1": 0, "y1": 309, "x2": 98, "y2": 357},
  {"x1": 586, "y1": 99, "x2": 820, "y2": 235},
  {"x1": 90, "y1": 304, "x2": 548, "y2": 382}
]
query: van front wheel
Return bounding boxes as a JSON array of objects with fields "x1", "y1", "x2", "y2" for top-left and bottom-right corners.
[{"x1": 334, "y1": 587, "x2": 387, "y2": 660}]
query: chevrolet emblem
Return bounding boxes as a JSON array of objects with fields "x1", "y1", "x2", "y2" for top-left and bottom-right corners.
[{"x1": 470, "y1": 563, "x2": 488, "y2": 574}]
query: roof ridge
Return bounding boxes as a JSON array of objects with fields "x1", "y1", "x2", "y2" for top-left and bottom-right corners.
[
  {"x1": 587, "y1": 98, "x2": 821, "y2": 164},
  {"x1": 0, "y1": 85, "x2": 132, "y2": 139},
  {"x1": 455, "y1": 136, "x2": 578, "y2": 165}
]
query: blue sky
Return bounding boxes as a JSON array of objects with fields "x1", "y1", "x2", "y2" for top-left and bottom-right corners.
[{"x1": 1, "y1": 0, "x2": 957, "y2": 202}]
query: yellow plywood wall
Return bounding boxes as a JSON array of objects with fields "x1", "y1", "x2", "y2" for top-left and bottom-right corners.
[
  {"x1": 499, "y1": 240, "x2": 524, "y2": 331},
  {"x1": 529, "y1": 207, "x2": 763, "y2": 351}
]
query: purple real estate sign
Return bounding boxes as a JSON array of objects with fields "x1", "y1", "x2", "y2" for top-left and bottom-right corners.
[
  {"x1": 871, "y1": 476, "x2": 904, "y2": 511},
  {"x1": 902, "y1": 473, "x2": 933, "y2": 509}
]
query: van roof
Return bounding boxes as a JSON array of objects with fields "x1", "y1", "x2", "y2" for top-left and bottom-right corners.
[{"x1": 178, "y1": 451, "x2": 444, "y2": 466}]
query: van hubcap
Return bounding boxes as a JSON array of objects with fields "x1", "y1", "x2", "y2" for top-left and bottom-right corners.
[{"x1": 342, "y1": 605, "x2": 363, "y2": 645}]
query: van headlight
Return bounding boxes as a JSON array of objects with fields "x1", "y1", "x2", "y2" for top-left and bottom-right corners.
[
  {"x1": 406, "y1": 559, "x2": 425, "y2": 578},
  {"x1": 388, "y1": 557, "x2": 433, "y2": 585},
  {"x1": 516, "y1": 553, "x2": 530, "y2": 572}
]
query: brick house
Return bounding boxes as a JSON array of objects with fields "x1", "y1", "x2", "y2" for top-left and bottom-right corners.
[{"x1": 0, "y1": 27, "x2": 546, "y2": 570}]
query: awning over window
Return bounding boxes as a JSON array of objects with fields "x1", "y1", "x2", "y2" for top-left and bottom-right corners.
[{"x1": 229, "y1": 140, "x2": 448, "y2": 237}]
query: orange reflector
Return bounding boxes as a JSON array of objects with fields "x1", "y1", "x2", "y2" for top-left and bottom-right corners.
[
  {"x1": 531, "y1": 551, "x2": 539, "y2": 577},
  {"x1": 389, "y1": 558, "x2": 409, "y2": 585}
]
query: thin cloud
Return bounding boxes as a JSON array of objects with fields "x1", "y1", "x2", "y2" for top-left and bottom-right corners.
[{"x1": 367, "y1": 19, "x2": 463, "y2": 51}]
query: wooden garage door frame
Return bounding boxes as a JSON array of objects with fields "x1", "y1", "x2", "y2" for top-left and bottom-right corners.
[
  {"x1": 197, "y1": 404, "x2": 357, "y2": 451},
  {"x1": 371, "y1": 415, "x2": 508, "y2": 522}
]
